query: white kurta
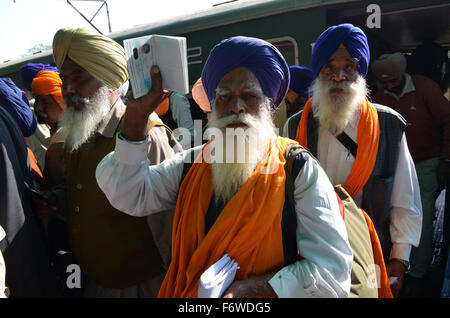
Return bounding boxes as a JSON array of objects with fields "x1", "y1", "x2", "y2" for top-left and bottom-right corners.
[
  {"x1": 283, "y1": 107, "x2": 423, "y2": 262},
  {"x1": 96, "y1": 137, "x2": 353, "y2": 298}
]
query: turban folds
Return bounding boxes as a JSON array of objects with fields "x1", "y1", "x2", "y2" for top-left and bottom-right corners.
[
  {"x1": 201, "y1": 36, "x2": 290, "y2": 110},
  {"x1": 192, "y1": 77, "x2": 210, "y2": 113},
  {"x1": 372, "y1": 53, "x2": 407, "y2": 78},
  {"x1": 32, "y1": 70, "x2": 64, "y2": 109},
  {"x1": 52, "y1": 27, "x2": 129, "y2": 90},
  {"x1": 288, "y1": 65, "x2": 313, "y2": 97},
  {"x1": 0, "y1": 78, "x2": 37, "y2": 137},
  {"x1": 311, "y1": 23, "x2": 370, "y2": 79},
  {"x1": 20, "y1": 63, "x2": 58, "y2": 91}
]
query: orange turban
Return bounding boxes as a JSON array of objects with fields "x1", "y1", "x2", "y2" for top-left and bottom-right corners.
[
  {"x1": 191, "y1": 77, "x2": 210, "y2": 113},
  {"x1": 32, "y1": 70, "x2": 64, "y2": 109}
]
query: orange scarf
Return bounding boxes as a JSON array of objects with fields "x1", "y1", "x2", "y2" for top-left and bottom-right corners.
[
  {"x1": 155, "y1": 95, "x2": 170, "y2": 116},
  {"x1": 296, "y1": 97, "x2": 379, "y2": 198},
  {"x1": 158, "y1": 136, "x2": 295, "y2": 298},
  {"x1": 361, "y1": 210, "x2": 393, "y2": 298},
  {"x1": 296, "y1": 98, "x2": 392, "y2": 298},
  {"x1": 27, "y1": 147, "x2": 43, "y2": 186}
]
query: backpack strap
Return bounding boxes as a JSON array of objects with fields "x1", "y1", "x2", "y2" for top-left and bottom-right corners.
[
  {"x1": 335, "y1": 131, "x2": 358, "y2": 158},
  {"x1": 282, "y1": 143, "x2": 310, "y2": 265}
]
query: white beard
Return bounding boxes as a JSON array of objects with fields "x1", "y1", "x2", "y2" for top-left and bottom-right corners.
[
  {"x1": 311, "y1": 75, "x2": 369, "y2": 136},
  {"x1": 60, "y1": 86, "x2": 111, "y2": 152},
  {"x1": 208, "y1": 100, "x2": 275, "y2": 204}
]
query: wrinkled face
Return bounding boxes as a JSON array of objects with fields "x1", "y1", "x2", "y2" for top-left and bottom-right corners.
[
  {"x1": 213, "y1": 67, "x2": 265, "y2": 128},
  {"x1": 34, "y1": 94, "x2": 64, "y2": 125},
  {"x1": 318, "y1": 47, "x2": 360, "y2": 103},
  {"x1": 59, "y1": 58, "x2": 104, "y2": 111}
]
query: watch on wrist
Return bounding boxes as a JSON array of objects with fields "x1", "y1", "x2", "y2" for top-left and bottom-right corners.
[{"x1": 390, "y1": 258, "x2": 410, "y2": 272}]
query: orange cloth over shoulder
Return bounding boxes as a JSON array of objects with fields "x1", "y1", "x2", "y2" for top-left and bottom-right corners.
[
  {"x1": 295, "y1": 97, "x2": 392, "y2": 298},
  {"x1": 155, "y1": 95, "x2": 170, "y2": 116},
  {"x1": 296, "y1": 97, "x2": 380, "y2": 198},
  {"x1": 158, "y1": 137, "x2": 296, "y2": 298},
  {"x1": 31, "y1": 70, "x2": 64, "y2": 109}
]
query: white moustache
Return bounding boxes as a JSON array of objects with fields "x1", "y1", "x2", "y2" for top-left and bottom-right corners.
[{"x1": 210, "y1": 113, "x2": 259, "y2": 130}]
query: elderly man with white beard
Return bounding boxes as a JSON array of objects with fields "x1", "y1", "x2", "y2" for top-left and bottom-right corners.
[
  {"x1": 34, "y1": 27, "x2": 182, "y2": 298},
  {"x1": 96, "y1": 36, "x2": 353, "y2": 298},
  {"x1": 283, "y1": 24, "x2": 423, "y2": 297}
]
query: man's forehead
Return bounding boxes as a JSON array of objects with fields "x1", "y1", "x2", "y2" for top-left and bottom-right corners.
[
  {"x1": 60, "y1": 58, "x2": 88, "y2": 76},
  {"x1": 327, "y1": 47, "x2": 355, "y2": 63},
  {"x1": 217, "y1": 67, "x2": 262, "y2": 90}
]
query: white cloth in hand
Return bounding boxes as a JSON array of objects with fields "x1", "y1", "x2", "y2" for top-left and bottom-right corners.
[{"x1": 198, "y1": 254, "x2": 239, "y2": 298}]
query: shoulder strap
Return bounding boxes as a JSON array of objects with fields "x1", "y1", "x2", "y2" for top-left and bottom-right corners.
[
  {"x1": 335, "y1": 131, "x2": 358, "y2": 158},
  {"x1": 284, "y1": 144, "x2": 308, "y2": 210},
  {"x1": 282, "y1": 143, "x2": 309, "y2": 265},
  {"x1": 287, "y1": 111, "x2": 303, "y2": 139}
]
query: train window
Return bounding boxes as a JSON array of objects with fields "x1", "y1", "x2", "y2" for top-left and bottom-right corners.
[{"x1": 266, "y1": 36, "x2": 299, "y2": 66}]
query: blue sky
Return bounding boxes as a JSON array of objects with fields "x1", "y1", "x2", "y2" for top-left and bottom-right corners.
[{"x1": 0, "y1": 0, "x2": 224, "y2": 63}]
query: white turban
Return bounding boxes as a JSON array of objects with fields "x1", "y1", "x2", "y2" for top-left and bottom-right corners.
[{"x1": 372, "y1": 53, "x2": 407, "y2": 78}]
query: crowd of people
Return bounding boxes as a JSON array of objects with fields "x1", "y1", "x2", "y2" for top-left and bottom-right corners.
[{"x1": 0, "y1": 22, "x2": 449, "y2": 299}]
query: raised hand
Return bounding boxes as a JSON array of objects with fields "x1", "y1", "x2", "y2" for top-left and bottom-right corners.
[{"x1": 121, "y1": 65, "x2": 170, "y2": 141}]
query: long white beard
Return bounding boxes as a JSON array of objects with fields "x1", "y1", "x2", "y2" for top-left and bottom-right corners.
[
  {"x1": 60, "y1": 86, "x2": 111, "y2": 152},
  {"x1": 311, "y1": 75, "x2": 369, "y2": 136},
  {"x1": 208, "y1": 101, "x2": 275, "y2": 204}
]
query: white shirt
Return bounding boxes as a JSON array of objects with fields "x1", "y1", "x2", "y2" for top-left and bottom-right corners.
[
  {"x1": 283, "y1": 107, "x2": 423, "y2": 262},
  {"x1": 95, "y1": 137, "x2": 353, "y2": 298}
]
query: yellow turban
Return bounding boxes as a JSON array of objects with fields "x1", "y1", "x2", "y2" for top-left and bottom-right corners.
[{"x1": 52, "y1": 27, "x2": 129, "y2": 90}]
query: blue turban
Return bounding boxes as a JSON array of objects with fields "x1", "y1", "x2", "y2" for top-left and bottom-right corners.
[
  {"x1": 311, "y1": 23, "x2": 370, "y2": 79},
  {"x1": 0, "y1": 78, "x2": 37, "y2": 137},
  {"x1": 289, "y1": 65, "x2": 313, "y2": 97},
  {"x1": 20, "y1": 62, "x2": 59, "y2": 91},
  {"x1": 201, "y1": 36, "x2": 290, "y2": 110}
]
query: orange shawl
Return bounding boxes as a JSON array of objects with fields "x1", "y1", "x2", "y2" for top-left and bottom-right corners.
[
  {"x1": 155, "y1": 95, "x2": 170, "y2": 116},
  {"x1": 296, "y1": 98, "x2": 392, "y2": 298},
  {"x1": 158, "y1": 137, "x2": 295, "y2": 298},
  {"x1": 296, "y1": 97, "x2": 379, "y2": 199}
]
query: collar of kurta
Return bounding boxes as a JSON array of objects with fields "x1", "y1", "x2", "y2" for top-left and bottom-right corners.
[
  {"x1": 97, "y1": 98, "x2": 126, "y2": 138},
  {"x1": 383, "y1": 73, "x2": 416, "y2": 100}
]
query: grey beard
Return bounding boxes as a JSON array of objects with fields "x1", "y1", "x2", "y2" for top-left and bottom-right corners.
[
  {"x1": 208, "y1": 99, "x2": 275, "y2": 204},
  {"x1": 311, "y1": 75, "x2": 369, "y2": 135},
  {"x1": 60, "y1": 86, "x2": 111, "y2": 152}
]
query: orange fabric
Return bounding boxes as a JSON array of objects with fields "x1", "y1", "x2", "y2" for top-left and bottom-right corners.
[
  {"x1": 158, "y1": 136, "x2": 296, "y2": 298},
  {"x1": 361, "y1": 210, "x2": 393, "y2": 298},
  {"x1": 27, "y1": 147, "x2": 43, "y2": 186},
  {"x1": 155, "y1": 96, "x2": 170, "y2": 116},
  {"x1": 31, "y1": 70, "x2": 64, "y2": 109},
  {"x1": 192, "y1": 77, "x2": 211, "y2": 113},
  {"x1": 296, "y1": 97, "x2": 380, "y2": 198}
]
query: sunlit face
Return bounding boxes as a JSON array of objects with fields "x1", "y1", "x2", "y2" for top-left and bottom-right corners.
[
  {"x1": 213, "y1": 67, "x2": 265, "y2": 128},
  {"x1": 34, "y1": 94, "x2": 64, "y2": 125},
  {"x1": 319, "y1": 47, "x2": 359, "y2": 82},
  {"x1": 318, "y1": 47, "x2": 361, "y2": 103},
  {"x1": 59, "y1": 58, "x2": 104, "y2": 111}
]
